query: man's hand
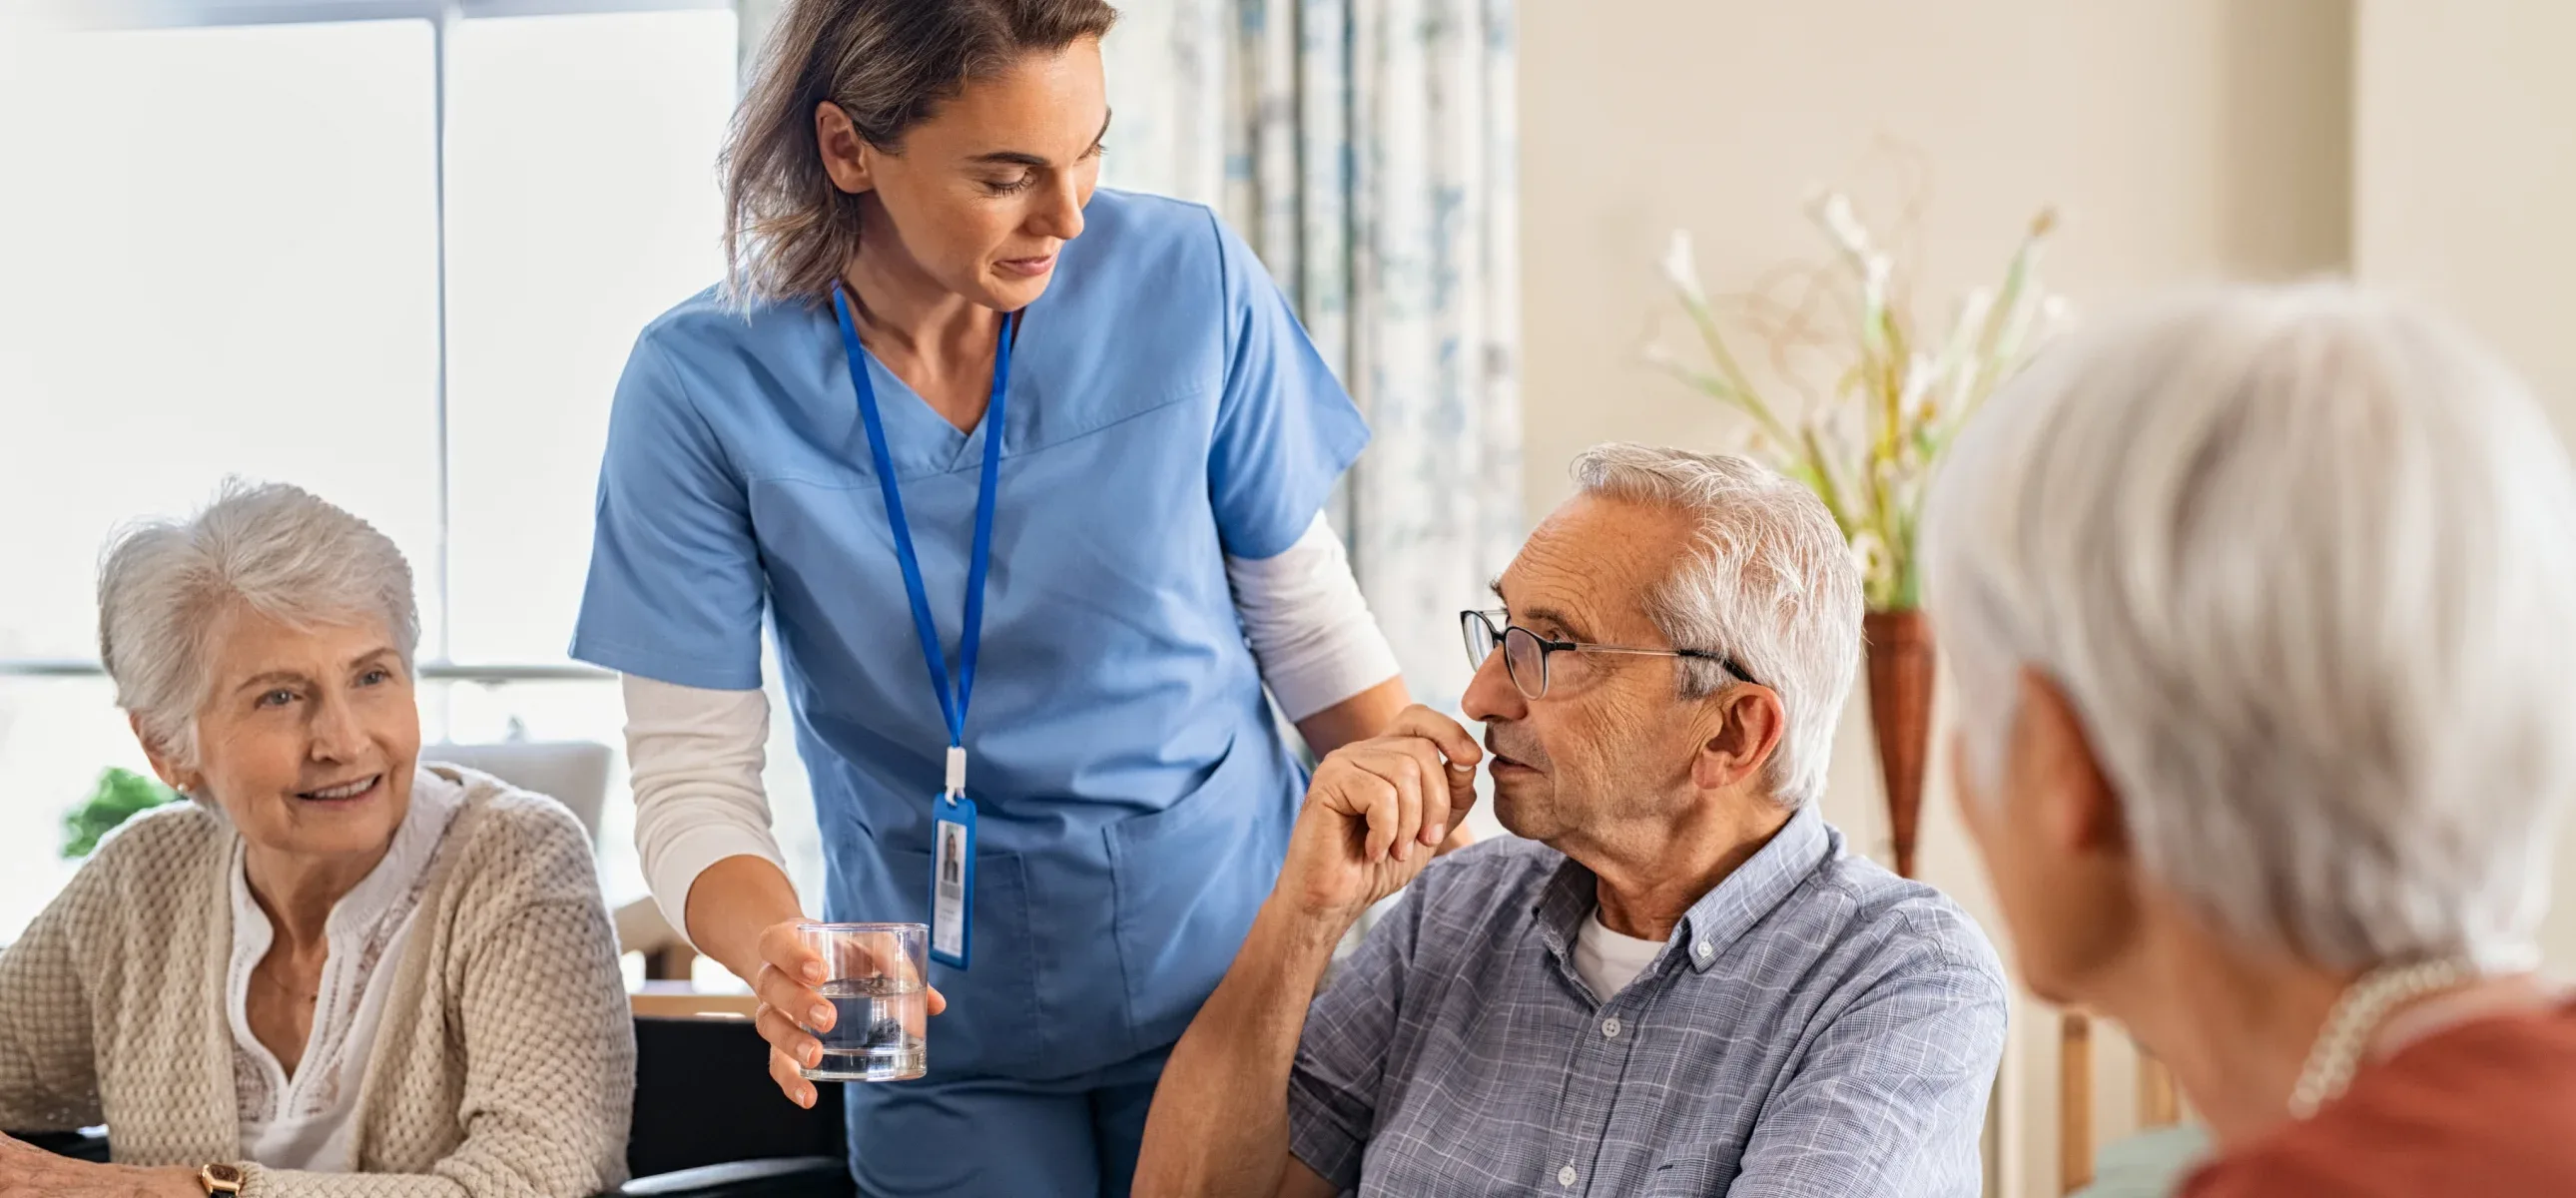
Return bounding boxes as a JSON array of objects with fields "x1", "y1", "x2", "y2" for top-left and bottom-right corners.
[
  {"x1": 1275, "y1": 705, "x2": 1483, "y2": 924},
  {"x1": 1135, "y1": 709, "x2": 1480, "y2": 1198}
]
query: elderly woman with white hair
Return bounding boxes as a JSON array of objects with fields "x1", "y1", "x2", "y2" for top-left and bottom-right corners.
[
  {"x1": 1923, "y1": 284, "x2": 2576, "y2": 1195},
  {"x1": 0, "y1": 482, "x2": 635, "y2": 1197}
]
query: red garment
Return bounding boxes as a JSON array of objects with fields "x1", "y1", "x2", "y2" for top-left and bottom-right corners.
[{"x1": 2183, "y1": 1003, "x2": 2576, "y2": 1197}]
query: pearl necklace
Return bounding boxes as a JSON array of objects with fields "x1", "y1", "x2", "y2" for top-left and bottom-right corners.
[{"x1": 2286, "y1": 955, "x2": 2485, "y2": 1119}]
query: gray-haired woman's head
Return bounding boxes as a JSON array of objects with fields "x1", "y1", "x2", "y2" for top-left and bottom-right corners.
[
  {"x1": 101, "y1": 480, "x2": 418, "y2": 767},
  {"x1": 1922, "y1": 284, "x2": 2576, "y2": 990},
  {"x1": 100, "y1": 481, "x2": 423, "y2": 862}
]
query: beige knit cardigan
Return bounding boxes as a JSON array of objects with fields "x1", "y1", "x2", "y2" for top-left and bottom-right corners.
[{"x1": 0, "y1": 765, "x2": 636, "y2": 1197}]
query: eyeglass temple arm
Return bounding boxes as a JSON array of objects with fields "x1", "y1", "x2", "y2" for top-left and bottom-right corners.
[{"x1": 1572, "y1": 644, "x2": 1758, "y2": 685}]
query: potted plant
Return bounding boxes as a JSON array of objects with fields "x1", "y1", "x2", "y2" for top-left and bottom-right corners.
[
  {"x1": 1654, "y1": 191, "x2": 2061, "y2": 877},
  {"x1": 62, "y1": 767, "x2": 179, "y2": 860}
]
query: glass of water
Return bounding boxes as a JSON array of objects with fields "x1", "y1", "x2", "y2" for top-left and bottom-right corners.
[{"x1": 795, "y1": 921, "x2": 929, "y2": 1082}]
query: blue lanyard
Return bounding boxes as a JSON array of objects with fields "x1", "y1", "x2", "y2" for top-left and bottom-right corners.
[{"x1": 829, "y1": 284, "x2": 1015, "y2": 790}]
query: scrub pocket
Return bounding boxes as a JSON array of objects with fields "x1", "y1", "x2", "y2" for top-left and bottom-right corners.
[
  {"x1": 873, "y1": 842, "x2": 1039, "y2": 1079},
  {"x1": 1103, "y1": 736, "x2": 1294, "y2": 1052}
]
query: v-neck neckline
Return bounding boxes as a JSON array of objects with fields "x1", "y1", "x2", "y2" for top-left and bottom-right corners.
[{"x1": 831, "y1": 302, "x2": 1030, "y2": 476}]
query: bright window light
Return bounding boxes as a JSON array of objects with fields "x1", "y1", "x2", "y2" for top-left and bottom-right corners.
[
  {"x1": 443, "y1": 9, "x2": 737, "y2": 663},
  {"x1": 0, "y1": 19, "x2": 443, "y2": 662},
  {"x1": 0, "y1": 7, "x2": 770, "y2": 941}
]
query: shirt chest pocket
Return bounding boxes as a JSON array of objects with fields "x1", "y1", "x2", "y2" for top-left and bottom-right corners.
[{"x1": 1641, "y1": 1152, "x2": 1740, "y2": 1196}]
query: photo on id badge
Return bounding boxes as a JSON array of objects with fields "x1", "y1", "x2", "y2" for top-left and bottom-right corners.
[{"x1": 934, "y1": 816, "x2": 968, "y2": 960}]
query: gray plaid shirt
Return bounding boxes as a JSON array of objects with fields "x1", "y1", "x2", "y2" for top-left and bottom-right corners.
[{"x1": 1286, "y1": 805, "x2": 2008, "y2": 1197}]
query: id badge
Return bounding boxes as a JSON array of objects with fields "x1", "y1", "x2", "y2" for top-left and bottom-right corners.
[{"x1": 930, "y1": 795, "x2": 976, "y2": 969}]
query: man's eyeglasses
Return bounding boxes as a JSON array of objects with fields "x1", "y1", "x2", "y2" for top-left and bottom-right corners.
[{"x1": 1460, "y1": 609, "x2": 1760, "y2": 701}]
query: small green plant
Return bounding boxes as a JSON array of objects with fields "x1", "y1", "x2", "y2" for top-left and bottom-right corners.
[{"x1": 62, "y1": 767, "x2": 179, "y2": 860}]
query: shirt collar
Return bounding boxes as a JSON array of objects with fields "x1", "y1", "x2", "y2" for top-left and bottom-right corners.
[
  {"x1": 1532, "y1": 855, "x2": 1598, "y2": 964},
  {"x1": 1675, "y1": 804, "x2": 1830, "y2": 971},
  {"x1": 1532, "y1": 803, "x2": 1832, "y2": 975}
]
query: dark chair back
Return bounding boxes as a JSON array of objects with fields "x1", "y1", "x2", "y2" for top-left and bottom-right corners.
[
  {"x1": 629, "y1": 1015, "x2": 846, "y2": 1180},
  {"x1": 9, "y1": 1128, "x2": 108, "y2": 1162}
]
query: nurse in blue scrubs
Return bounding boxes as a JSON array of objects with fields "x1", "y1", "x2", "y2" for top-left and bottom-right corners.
[{"x1": 571, "y1": 1, "x2": 1425, "y2": 1194}]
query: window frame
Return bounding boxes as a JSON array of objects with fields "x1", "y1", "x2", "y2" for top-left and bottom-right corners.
[
  {"x1": 2, "y1": 0, "x2": 736, "y2": 686},
  {"x1": 56, "y1": 0, "x2": 732, "y2": 31}
]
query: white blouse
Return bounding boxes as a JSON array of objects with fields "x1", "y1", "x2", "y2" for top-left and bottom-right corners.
[{"x1": 227, "y1": 769, "x2": 464, "y2": 1170}]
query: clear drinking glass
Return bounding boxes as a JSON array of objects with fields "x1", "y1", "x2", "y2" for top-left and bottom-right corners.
[{"x1": 796, "y1": 921, "x2": 929, "y2": 1082}]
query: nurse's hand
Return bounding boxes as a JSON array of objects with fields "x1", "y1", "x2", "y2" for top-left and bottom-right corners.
[
  {"x1": 1275, "y1": 705, "x2": 1483, "y2": 924},
  {"x1": 750, "y1": 920, "x2": 949, "y2": 1108}
]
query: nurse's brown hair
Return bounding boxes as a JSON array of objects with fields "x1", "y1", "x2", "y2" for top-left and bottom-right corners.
[{"x1": 721, "y1": 0, "x2": 1117, "y2": 306}]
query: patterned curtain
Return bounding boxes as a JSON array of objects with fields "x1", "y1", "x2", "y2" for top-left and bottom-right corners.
[
  {"x1": 734, "y1": 0, "x2": 1524, "y2": 714},
  {"x1": 1102, "y1": 0, "x2": 1524, "y2": 714}
]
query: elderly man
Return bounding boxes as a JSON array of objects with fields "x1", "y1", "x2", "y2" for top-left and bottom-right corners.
[{"x1": 1135, "y1": 444, "x2": 2007, "y2": 1198}]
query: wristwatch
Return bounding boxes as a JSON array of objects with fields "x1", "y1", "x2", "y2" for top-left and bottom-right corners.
[{"x1": 198, "y1": 1163, "x2": 245, "y2": 1194}]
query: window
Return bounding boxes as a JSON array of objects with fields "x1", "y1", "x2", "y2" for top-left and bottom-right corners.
[
  {"x1": 0, "y1": 16, "x2": 446, "y2": 661},
  {"x1": 0, "y1": 1, "x2": 827, "y2": 941}
]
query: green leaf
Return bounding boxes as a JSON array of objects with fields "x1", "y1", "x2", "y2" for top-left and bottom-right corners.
[{"x1": 61, "y1": 767, "x2": 179, "y2": 860}]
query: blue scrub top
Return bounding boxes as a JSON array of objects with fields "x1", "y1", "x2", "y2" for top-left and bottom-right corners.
[{"x1": 572, "y1": 190, "x2": 1368, "y2": 1082}]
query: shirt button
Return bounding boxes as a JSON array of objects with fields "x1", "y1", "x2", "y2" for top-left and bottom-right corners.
[
  {"x1": 1558, "y1": 1165, "x2": 1578, "y2": 1187},
  {"x1": 1602, "y1": 1016, "x2": 1621, "y2": 1038},
  {"x1": 1693, "y1": 939, "x2": 1713, "y2": 961}
]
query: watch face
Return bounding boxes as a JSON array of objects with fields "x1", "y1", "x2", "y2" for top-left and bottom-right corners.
[{"x1": 205, "y1": 1163, "x2": 245, "y2": 1185}]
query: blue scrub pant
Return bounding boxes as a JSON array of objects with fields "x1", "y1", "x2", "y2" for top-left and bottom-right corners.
[{"x1": 840, "y1": 1045, "x2": 1169, "y2": 1196}]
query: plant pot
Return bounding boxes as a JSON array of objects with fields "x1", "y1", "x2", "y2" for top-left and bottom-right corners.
[{"x1": 1863, "y1": 609, "x2": 1935, "y2": 879}]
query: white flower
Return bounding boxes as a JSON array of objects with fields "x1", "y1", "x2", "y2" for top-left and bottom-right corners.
[
  {"x1": 1939, "y1": 287, "x2": 1996, "y2": 407},
  {"x1": 1949, "y1": 288, "x2": 1997, "y2": 355},
  {"x1": 1898, "y1": 351, "x2": 1936, "y2": 418},
  {"x1": 2042, "y1": 294, "x2": 2074, "y2": 331},
  {"x1": 1661, "y1": 230, "x2": 1706, "y2": 305},
  {"x1": 1862, "y1": 253, "x2": 1892, "y2": 314},
  {"x1": 1807, "y1": 191, "x2": 1876, "y2": 265},
  {"x1": 1850, "y1": 529, "x2": 1888, "y2": 578}
]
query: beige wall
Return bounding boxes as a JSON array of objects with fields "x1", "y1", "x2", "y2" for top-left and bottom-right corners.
[
  {"x1": 2354, "y1": 0, "x2": 2576, "y2": 435},
  {"x1": 1521, "y1": 0, "x2": 2351, "y2": 519},
  {"x1": 1520, "y1": 3, "x2": 2354, "y2": 1194},
  {"x1": 2351, "y1": 0, "x2": 2576, "y2": 972}
]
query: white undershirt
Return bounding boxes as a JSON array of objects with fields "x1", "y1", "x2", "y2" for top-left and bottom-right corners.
[
  {"x1": 1572, "y1": 909, "x2": 1667, "y2": 1000},
  {"x1": 229, "y1": 768, "x2": 462, "y2": 1171},
  {"x1": 624, "y1": 513, "x2": 1401, "y2": 944}
]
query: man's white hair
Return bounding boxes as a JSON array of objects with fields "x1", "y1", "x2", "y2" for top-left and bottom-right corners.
[
  {"x1": 98, "y1": 480, "x2": 420, "y2": 769},
  {"x1": 1572, "y1": 444, "x2": 1862, "y2": 808},
  {"x1": 1921, "y1": 284, "x2": 2576, "y2": 969}
]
